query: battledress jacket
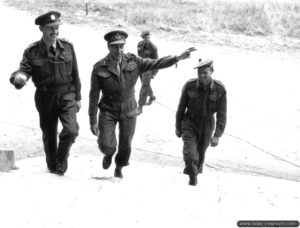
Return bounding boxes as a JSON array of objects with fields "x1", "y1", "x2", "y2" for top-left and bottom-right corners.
[
  {"x1": 137, "y1": 41, "x2": 158, "y2": 59},
  {"x1": 10, "y1": 38, "x2": 81, "y2": 101},
  {"x1": 176, "y1": 78, "x2": 227, "y2": 138},
  {"x1": 137, "y1": 41, "x2": 158, "y2": 76},
  {"x1": 88, "y1": 53, "x2": 178, "y2": 125}
]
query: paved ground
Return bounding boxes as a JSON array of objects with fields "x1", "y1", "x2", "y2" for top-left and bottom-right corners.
[{"x1": 1, "y1": 154, "x2": 300, "y2": 228}]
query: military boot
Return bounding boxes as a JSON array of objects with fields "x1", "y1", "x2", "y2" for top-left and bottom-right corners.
[
  {"x1": 56, "y1": 160, "x2": 68, "y2": 175},
  {"x1": 102, "y1": 154, "x2": 113, "y2": 169},
  {"x1": 188, "y1": 174, "x2": 197, "y2": 186},
  {"x1": 114, "y1": 166, "x2": 123, "y2": 178}
]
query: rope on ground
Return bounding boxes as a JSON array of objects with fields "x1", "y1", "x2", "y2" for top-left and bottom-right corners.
[
  {"x1": 153, "y1": 100, "x2": 300, "y2": 168},
  {"x1": 2, "y1": 102, "x2": 300, "y2": 169},
  {"x1": 2, "y1": 121, "x2": 298, "y2": 180}
]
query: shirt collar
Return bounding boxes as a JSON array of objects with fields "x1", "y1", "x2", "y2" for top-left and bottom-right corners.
[
  {"x1": 196, "y1": 78, "x2": 214, "y2": 91},
  {"x1": 38, "y1": 38, "x2": 64, "y2": 54}
]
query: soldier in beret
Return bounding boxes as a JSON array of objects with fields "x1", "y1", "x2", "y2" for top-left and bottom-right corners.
[
  {"x1": 10, "y1": 11, "x2": 82, "y2": 175},
  {"x1": 175, "y1": 59, "x2": 227, "y2": 186},
  {"x1": 89, "y1": 30, "x2": 195, "y2": 178},
  {"x1": 136, "y1": 30, "x2": 158, "y2": 114}
]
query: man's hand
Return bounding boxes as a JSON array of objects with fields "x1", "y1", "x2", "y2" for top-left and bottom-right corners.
[
  {"x1": 175, "y1": 128, "x2": 182, "y2": 138},
  {"x1": 210, "y1": 136, "x2": 219, "y2": 147},
  {"x1": 90, "y1": 123, "x2": 99, "y2": 136},
  {"x1": 176, "y1": 47, "x2": 197, "y2": 61},
  {"x1": 13, "y1": 72, "x2": 27, "y2": 89},
  {"x1": 76, "y1": 101, "x2": 81, "y2": 112}
]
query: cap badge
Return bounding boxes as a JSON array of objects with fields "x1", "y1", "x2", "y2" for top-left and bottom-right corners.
[
  {"x1": 50, "y1": 14, "x2": 55, "y2": 21},
  {"x1": 115, "y1": 33, "x2": 121, "y2": 40}
]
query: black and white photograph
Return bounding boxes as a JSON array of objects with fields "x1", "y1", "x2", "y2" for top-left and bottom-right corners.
[{"x1": 0, "y1": 0, "x2": 299, "y2": 227}]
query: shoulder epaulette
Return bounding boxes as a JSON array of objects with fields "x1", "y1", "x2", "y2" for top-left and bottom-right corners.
[
  {"x1": 26, "y1": 41, "x2": 39, "y2": 50},
  {"x1": 214, "y1": 80, "x2": 225, "y2": 88},
  {"x1": 124, "y1": 53, "x2": 137, "y2": 62},
  {"x1": 150, "y1": 41, "x2": 157, "y2": 49},
  {"x1": 59, "y1": 38, "x2": 72, "y2": 44},
  {"x1": 126, "y1": 52, "x2": 136, "y2": 59},
  {"x1": 93, "y1": 57, "x2": 109, "y2": 68},
  {"x1": 214, "y1": 80, "x2": 226, "y2": 92},
  {"x1": 186, "y1": 78, "x2": 198, "y2": 84}
]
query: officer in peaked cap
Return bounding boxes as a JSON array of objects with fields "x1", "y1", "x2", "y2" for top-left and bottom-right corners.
[
  {"x1": 104, "y1": 30, "x2": 128, "y2": 45},
  {"x1": 175, "y1": 58, "x2": 227, "y2": 186},
  {"x1": 35, "y1": 11, "x2": 61, "y2": 26},
  {"x1": 10, "y1": 11, "x2": 82, "y2": 176},
  {"x1": 89, "y1": 29, "x2": 196, "y2": 179}
]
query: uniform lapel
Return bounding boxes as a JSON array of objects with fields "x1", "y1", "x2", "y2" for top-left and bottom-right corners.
[
  {"x1": 120, "y1": 55, "x2": 128, "y2": 72},
  {"x1": 107, "y1": 60, "x2": 120, "y2": 77}
]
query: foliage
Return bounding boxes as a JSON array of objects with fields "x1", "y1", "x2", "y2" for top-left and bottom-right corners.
[{"x1": 4, "y1": 0, "x2": 300, "y2": 39}]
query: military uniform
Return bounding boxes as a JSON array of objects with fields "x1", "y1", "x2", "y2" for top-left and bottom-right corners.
[
  {"x1": 89, "y1": 52, "x2": 178, "y2": 169},
  {"x1": 137, "y1": 31, "x2": 158, "y2": 106},
  {"x1": 10, "y1": 11, "x2": 81, "y2": 174},
  {"x1": 176, "y1": 77, "x2": 227, "y2": 177}
]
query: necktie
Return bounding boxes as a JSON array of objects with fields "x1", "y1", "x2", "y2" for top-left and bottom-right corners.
[
  {"x1": 50, "y1": 46, "x2": 56, "y2": 56},
  {"x1": 116, "y1": 62, "x2": 121, "y2": 76}
]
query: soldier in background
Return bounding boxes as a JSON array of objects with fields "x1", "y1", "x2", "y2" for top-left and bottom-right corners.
[
  {"x1": 175, "y1": 59, "x2": 227, "y2": 186},
  {"x1": 89, "y1": 30, "x2": 195, "y2": 178},
  {"x1": 135, "y1": 30, "x2": 158, "y2": 115},
  {"x1": 10, "y1": 11, "x2": 81, "y2": 175}
]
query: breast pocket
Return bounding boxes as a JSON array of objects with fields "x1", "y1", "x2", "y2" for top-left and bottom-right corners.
[
  {"x1": 187, "y1": 91, "x2": 200, "y2": 99},
  {"x1": 56, "y1": 52, "x2": 73, "y2": 83},
  {"x1": 208, "y1": 94, "x2": 218, "y2": 113},
  {"x1": 124, "y1": 61, "x2": 138, "y2": 87},
  {"x1": 32, "y1": 59, "x2": 51, "y2": 83},
  {"x1": 98, "y1": 71, "x2": 116, "y2": 91},
  {"x1": 187, "y1": 91, "x2": 202, "y2": 112}
]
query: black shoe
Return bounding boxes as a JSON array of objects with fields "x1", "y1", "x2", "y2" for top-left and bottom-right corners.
[
  {"x1": 198, "y1": 165, "x2": 203, "y2": 174},
  {"x1": 102, "y1": 155, "x2": 113, "y2": 170},
  {"x1": 47, "y1": 163, "x2": 57, "y2": 174},
  {"x1": 146, "y1": 96, "x2": 156, "y2": 105},
  {"x1": 183, "y1": 168, "x2": 189, "y2": 175},
  {"x1": 114, "y1": 167, "x2": 123, "y2": 178},
  {"x1": 189, "y1": 175, "x2": 197, "y2": 186},
  {"x1": 56, "y1": 161, "x2": 68, "y2": 175}
]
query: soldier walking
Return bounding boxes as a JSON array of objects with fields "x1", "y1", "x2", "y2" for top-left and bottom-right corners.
[
  {"x1": 136, "y1": 30, "x2": 158, "y2": 115},
  {"x1": 89, "y1": 30, "x2": 195, "y2": 178},
  {"x1": 10, "y1": 11, "x2": 81, "y2": 175},
  {"x1": 175, "y1": 59, "x2": 227, "y2": 186}
]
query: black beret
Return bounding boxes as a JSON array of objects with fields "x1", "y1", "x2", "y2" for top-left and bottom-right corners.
[
  {"x1": 104, "y1": 30, "x2": 128, "y2": 45},
  {"x1": 194, "y1": 59, "x2": 213, "y2": 69},
  {"x1": 141, "y1": 30, "x2": 150, "y2": 38},
  {"x1": 35, "y1": 11, "x2": 61, "y2": 26}
]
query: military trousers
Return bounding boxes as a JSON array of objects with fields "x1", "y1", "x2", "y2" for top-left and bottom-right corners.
[
  {"x1": 97, "y1": 110, "x2": 136, "y2": 167},
  {"x1": 34, "y1": 89, "x2": 79, "y2": 170},
  {"x1": 138, "y1": 71, "x2": 154, "y2": 106},
  {"x1": 181, "y1": 117, "x2": 215, "y2": 176}
]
